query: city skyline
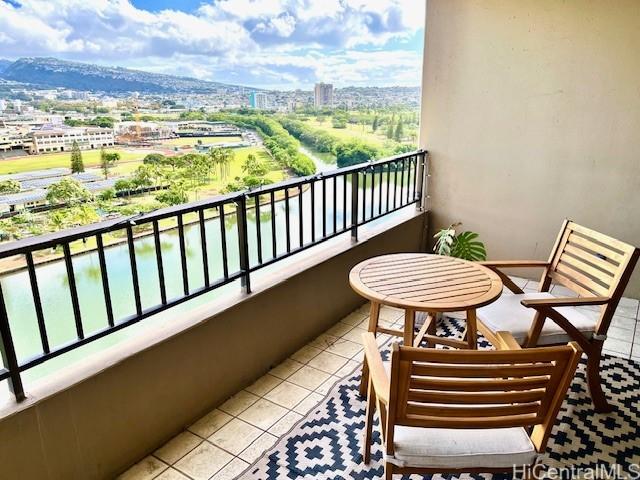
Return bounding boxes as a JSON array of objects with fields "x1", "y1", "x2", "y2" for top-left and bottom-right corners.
[{"x1": 0, "y1": 0, "x2": 425, "y2": 90}]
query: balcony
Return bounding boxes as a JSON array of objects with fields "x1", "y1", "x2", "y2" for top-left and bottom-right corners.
[{"x1": 2, "y1": 2, "x2": 640, "y2": 479}]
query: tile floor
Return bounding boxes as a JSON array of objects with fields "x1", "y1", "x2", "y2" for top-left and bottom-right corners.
[{"x1": 119, "y1": 276, "x2": 640, "y2": 480}]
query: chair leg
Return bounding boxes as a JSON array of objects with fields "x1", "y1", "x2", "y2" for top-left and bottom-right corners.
[
  {"x1": 363, "y1": 381, "x2": 376, "y2": 464},
  {"x1": 587, "y1": 345, "x2": 613, "y2": 413},
  {"x1": 384, "y1": 462, "x2": 393, "y2": 480},
  {"x1": 360, "y1": 302, "x2": 381, "y2": 398},
  {"x1": 359, "y1": 359, "x2": 370, "y2": 398}
]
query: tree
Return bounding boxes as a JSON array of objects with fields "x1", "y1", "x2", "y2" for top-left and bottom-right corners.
[
  {"x1": 46, "y1": 178, "x2": 91, "y2": 205},
  {"x1": 241, "y1": 154, "x2": 268, "y2": 176},
  {"x1": 100, "y1": 147, "x2": 120, "y2": 179},
  {"x1": 0, "y1": 180, "x2": 20, "y2": 195},
  {"x1": 372, "y1": 116, "x2": 379, "y2": 132},
  {"x1": 70, "y1": 141, "x2": 84, "y2": 173},
  {"x1": 335, "y1": 141, "x2": 378, "y2": 168},
  {"x1": 394, "y1": 117, "x2": 404, "y2": 141},
  {"x1": 98, "y1": 188, "x2": 116, "y2": 201},
  {"x1": 143, "y1": 153, "x2": 167, "y2": 165},
  {"x1": 156, "y1": 185, "x2": 188, "y2": 206},
  {"x1": 114, "y1": 179, "x2": 134, "y2": 196},
  {"x1": 386, "y1": 121, "x2": 394, "y2": 139},
  {"x1": 132, "y1": 165, "x2": 154, "y2": 189}
]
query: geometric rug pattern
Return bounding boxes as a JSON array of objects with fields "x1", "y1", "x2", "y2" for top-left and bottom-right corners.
[{"x1": 239, "y1": 318, "x2": 640, "y2": 479}]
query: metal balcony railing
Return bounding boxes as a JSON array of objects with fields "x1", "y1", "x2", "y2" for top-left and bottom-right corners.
[{"x1": 0, "y1": 150, "x2": 427, "y2": 402}]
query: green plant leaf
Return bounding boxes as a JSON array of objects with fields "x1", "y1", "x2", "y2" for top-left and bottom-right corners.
[{"x1": 450, "y1": 231, "x2": 487, "y2": 261}]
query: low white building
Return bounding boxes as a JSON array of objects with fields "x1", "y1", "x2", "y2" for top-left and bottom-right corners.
[{"x1": 31, "y1": 126, "x2": 115, "y2": 153}]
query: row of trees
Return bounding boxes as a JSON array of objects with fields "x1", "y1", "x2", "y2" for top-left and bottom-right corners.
[{"x1": 277, "y1": 117, "x2": 381, "y2": 168}]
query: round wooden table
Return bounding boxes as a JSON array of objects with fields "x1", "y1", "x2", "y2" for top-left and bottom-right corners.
[
  {"x1": 350, "y1": 253, "x2": 503, "y2": 395},
  {"x1": 350, "y1": 253, "x2": 503, "y2": 347}
]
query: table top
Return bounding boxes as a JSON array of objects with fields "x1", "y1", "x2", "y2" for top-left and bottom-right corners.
[{"x1": 349, "y1": 253, "x2": 503, "y2": 312}]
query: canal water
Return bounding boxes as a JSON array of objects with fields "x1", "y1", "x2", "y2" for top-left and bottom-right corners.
[{"x1": 0, "y1": 148, "x2": 414, "y2": 389}]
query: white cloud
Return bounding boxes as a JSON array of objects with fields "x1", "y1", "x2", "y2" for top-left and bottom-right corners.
[{"x1": 0, "y1": 0, "x2": 424, "y2": 89}]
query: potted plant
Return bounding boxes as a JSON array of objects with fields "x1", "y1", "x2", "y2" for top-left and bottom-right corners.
[{"x1": 433, "y1": 222, "x2": 486, "y2": 261}]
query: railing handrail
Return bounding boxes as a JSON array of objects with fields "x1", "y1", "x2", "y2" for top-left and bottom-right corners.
[{"x1": 0, "y1": 150, "x2": 425, "y2": 259}]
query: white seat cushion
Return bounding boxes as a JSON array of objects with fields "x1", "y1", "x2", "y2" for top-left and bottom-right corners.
[
  {"x1": 388, "y1": 425, "x2": 537, "y2": 468},
  {"x1": 477, "y1": 292, "x2": 597, "y2": 345}
]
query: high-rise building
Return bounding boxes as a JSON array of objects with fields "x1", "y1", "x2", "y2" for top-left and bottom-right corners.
[
  {"x1": 314, "y1": 83, "x2": 334, "y2": 108},
  {"x1": 249, "y1": 91, "x2": 269, "y2": 110}
]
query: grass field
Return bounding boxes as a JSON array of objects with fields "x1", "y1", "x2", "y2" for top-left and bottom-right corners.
[
  {"x1": 304, "y1": 119, "x2": 390, "y2": 148},
  {"x1": 0, "y1": 148, "x2": 152, "y2": 175},
  {"x1": 0, "y1": 136, "x2": 245, "y2": 175},
  {"x1": 161, "y1": 136, "x2": 242, "y2": 147}
]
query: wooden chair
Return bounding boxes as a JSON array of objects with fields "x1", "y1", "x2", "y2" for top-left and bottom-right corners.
[
  {"x1": 362, "y1": 331, "x2": 581, "y2": 479},
  {"x1": 476, "y1": 220, "x2": 639, "y2": 412}
]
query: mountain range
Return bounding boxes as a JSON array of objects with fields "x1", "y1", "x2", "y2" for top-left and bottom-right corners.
[{"x1": 0, "y1": 57, "x2": 246, "y2": 94}]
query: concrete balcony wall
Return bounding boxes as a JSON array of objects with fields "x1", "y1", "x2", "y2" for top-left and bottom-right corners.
[
  {"x1": 0, "y1": 211, "x2": 427, "y2": 479},
  {"x1": 420, "y1": 0, "x2": 640, "y2": 297}
]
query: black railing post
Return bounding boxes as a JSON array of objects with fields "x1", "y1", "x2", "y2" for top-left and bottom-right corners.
[
  {"x1": 236, "y1": 195, "x2": 251, "y2": 294},
  {"x1": 350, "y1": 171, "x2": 359, "y2": 242},
  {"x1": 416, "y1": 151, "x2": 428, "y2": 211},
  {"x1": 0, "y1": 284, "x2": 25, "y2": 401}
]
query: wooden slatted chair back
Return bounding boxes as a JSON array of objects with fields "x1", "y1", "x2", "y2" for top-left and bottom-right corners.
[
  {"x1": 388, "y1": 344, "x2": 576, "y2": 431},
  {"x1": 539, "y1": 220, "x2": 640, "y2": 332}
]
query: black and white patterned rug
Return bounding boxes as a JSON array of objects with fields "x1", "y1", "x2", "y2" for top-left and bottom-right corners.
[{"x1": 240, "y1": 318, "x2": 640, "y2": 479}]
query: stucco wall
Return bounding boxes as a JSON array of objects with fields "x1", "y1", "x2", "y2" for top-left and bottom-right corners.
[
  {"x1": 420, "y1": 0, "x2": 640, "y2": 297},
  {"x1": 0, "y1": 212, "x2": 427, "y2": 479}
]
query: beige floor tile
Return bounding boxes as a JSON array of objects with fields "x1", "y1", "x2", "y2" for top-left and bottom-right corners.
[
  {"x1": 293, "y1": 392, "x2": 324, "y2": 415},
  {"x1": 154, "y1": 468, "x2": 190, "y2": 480},
  {"x1": 325, "y1": 338, "x2": 362, "y2": 358},
  {"x1": 308, "y1": 333, "x2": 340, "y2": 350},
  {"x1": 508, "y1": 276, "x2": 529, "y2": 288},
  {"x1": 603, "y1": 338, "x2": 632, "y2": 356},
  {"x1": 210, "y1": 457, "x2": 250, "y2": 480},
  {"x1": 315, "y1": 375, "x2": 339, "y2": 395},
  {"x1": 616, "y1": 302, "x2": 639, "y2": 319},
  {"x1": 340, "y1": 310, "x2": 368, "y2": 325},
  {"x1": 608, "y1": 326, "x2": 633, "y2": 341},
  {"x1": 334, "y1": 360, "x2": 360, "y2": 378},
  {"x1": 325, "y1": 322, "x2": 354, "y2": 337},
  {"x1": 287, "y1": 365, "x2": 331, "y2": 390},
  {"x1": 208, "y1": 418, "x2": 263, "y2": 455},
  {"x1": 269, "y1": 358, "x2": 304, "y2": 379},
  {"x1": 379, "y1": 306, "x2": 404, "y2": 322},
  {"x1": 307, "y1": 351, "x2": 349, "y2": 374},
  {"x1": 154, "y1": 431, "x2": 202, "y2": 464},
  {"x1": 268, "y1": 411, "x2": 304, "y2": 437},
  {"x1": 174, "y1": 442, "x2": 233, "y2": 480},
  {"x1": 290, "y1": 345, "x2": 323, "y2": 363},
  {"x1": 355, "y1": 303, "x2": 371, "y2": 315},
  {"x1": 611, "y1": 315, "x2": 637, "y2": 331},
  {"x1": 341, "y1": 327, "x2": 367, "y2": 344},
  {"x1": 218, "y1": 390, "x2": 259, "y2": 416},
  {"x1": 239, "y1": 432, "x2": 279, "y2": 463},
  {"x1": 245, "y1": 374, "x2": 282, "y2": 397},
  {"x1": 238, "y1": 398, "x2": 288, "y2": 430},
  {"x1": 265, "y1": 381, "x2": 311, "y2": 409},
  {"x1": 118, "y1": 456, "x2": 168, "y2": 480},
  {"x1": 188, "y1": 409, "x2": 233, "y2": 438}
]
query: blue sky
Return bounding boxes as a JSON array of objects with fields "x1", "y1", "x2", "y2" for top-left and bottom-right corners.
[{"x1": 0, "y1": 0, "x2": 425, "y2": 90}]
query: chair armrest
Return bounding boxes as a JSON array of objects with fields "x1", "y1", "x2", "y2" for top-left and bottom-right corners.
[
  {"x1": 494, "y1": 331, "x2": 522, "y2": 350},
  {"x1": 479, "y1": 260, "x2": 550, "y2": 268},
  {"x1": 521, "y1": 296, "x2": 610, "y2": 308},
  {"x1": 362, "y1": 332, "x2": 390, "y2": 404}
]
